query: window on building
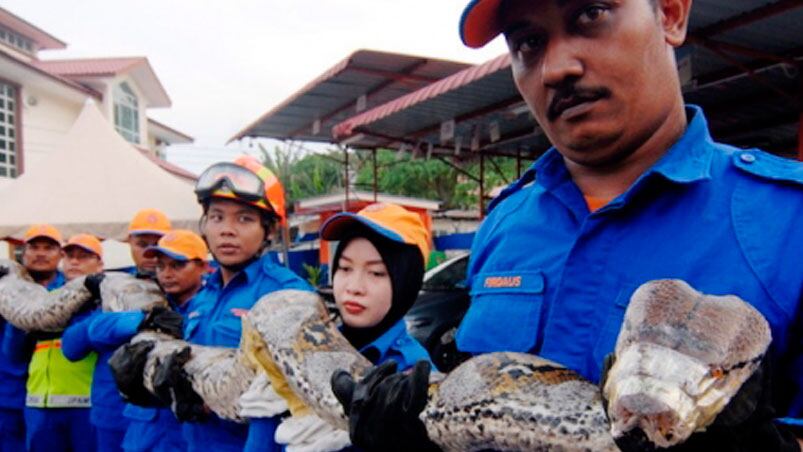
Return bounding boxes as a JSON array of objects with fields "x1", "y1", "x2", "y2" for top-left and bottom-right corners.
[
  {"x1": 0, "y1": 83, "x2": 18, "y2": 178},
  {"x1": 0, "y1": 26, "x2": 35, "y2": 56},
  {"x1": 114, "y1": 82, "x2": 139, "y2": 144}
]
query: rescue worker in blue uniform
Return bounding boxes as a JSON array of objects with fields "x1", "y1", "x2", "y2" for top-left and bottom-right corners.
[
  {"x1": 251, "y1": 203, "x2": 436, "y2": 451},
  {"x1": 61, "y1": 226, "x2": 184, "y2": 452},
  {"x1": 0, "y1": 225, "x2": 67, "y2": 451},
  {"x1": 120, "y1": 229, "x2": 209, "y2": 452},
  {"x1": 331, "y1": 0, "x2": 803, "y2": 450},
  {"x1": 151, "y1": 156, "x2": 312, "y2": 452}
]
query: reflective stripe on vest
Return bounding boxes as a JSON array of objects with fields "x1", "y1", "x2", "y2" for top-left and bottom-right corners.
[{"x1": 26, "y1": 338, "x2": 96, "y2": 408}]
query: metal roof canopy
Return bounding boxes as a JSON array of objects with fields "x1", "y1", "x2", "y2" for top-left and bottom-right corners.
[
  {"x1": 228, "y1": 49, "x2": 471, "y2": 144},
  {"x1": 332, "y1": 0, "x2": 803, "y2": 161}
]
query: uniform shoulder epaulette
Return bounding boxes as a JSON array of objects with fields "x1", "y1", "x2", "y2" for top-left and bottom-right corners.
[{"x1": 732, "y1": 149, "x2": 803, "y2": 186}]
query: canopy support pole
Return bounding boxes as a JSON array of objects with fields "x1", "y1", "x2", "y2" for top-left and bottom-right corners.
[
  {"x1": 479, "y1": 153, "x2": 486, "y2": 218},
  {"x1": 343, "y1": 146, "x2": 350, "y2": 210},
  {"x1": 372, "y1": 149, "x2": 378, "y2": 201}
]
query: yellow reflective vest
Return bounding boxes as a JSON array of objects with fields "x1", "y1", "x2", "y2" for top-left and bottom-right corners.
[{"x1": 25, "y1": 338, "x2": 96, "y2": 408}]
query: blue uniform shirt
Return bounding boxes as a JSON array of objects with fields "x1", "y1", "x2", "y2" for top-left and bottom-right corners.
[
  {"x1": 122, "y1": 294, "x2": 193, "y2": 452},
  {"x1": 62, "y1": 309, "x2": 144, "y2": 431},
  {"x1": 183, "y1": 254, "x2": 312, "y2": 452},
  {"x1": 358, "y1": 319, "x2": 435, "y2": 371},
  {"x1": 456, "y1": 106, "x2": 802, "y2": 423}
]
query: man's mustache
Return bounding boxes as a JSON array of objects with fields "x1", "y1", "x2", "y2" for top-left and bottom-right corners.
[{"x1": 547, "y1": 85, "x2": 611, "y2": 121}]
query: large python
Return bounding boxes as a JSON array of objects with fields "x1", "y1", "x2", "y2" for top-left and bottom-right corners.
[
  {"x1": 121, "y1": 280, "x2": 770, "y2": 451},
  {"x1": 0, "y1": 258, "x2": 166, "y2": 332}
]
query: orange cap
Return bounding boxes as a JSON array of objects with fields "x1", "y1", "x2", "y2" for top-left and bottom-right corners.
[
  {"x1": 24, "y1": 224, "x2": 63, "y2": 245},
  {"x1": 128, "y1": 208, "x2": 172, "y2": 236},
  {"x1": 63, "y1": 234, "x2": 103, "y2": 258},
  {"x1": 320, "y1": 203, "x2": 431, "y2": 266},
  {"x1": 143, "y1": 229, "x2": 208, "y2": 262}
]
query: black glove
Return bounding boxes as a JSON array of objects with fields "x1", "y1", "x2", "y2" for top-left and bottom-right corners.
[
  {"x1": 83, "y1": 272, "x2": 105, "y2": 299},
  {"x1": 602, "y1": 354, "x2": 800, "y2": 452},
  {"x1": 331, "y1": 360, "x2": 438, "y2": 451},
  {"x1": 76, "y1": 272, "x2": 105, "y2": 314},
  {"x1": 108, "y1": 340, "x2": 164, "y2": 407},
  {"x1": 137, "y1": 307, "x2": 184, "y2": 339},
  {"x1": 153, "y1": 347, "x2": 207, "y2": 422}
]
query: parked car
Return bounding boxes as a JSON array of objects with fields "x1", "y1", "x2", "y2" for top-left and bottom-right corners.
[
  {"x1": 405, "y1": 252, "x2": 472, "y2": 371},
  {"x1": 318, "y1": 251, "x2": 473, "y2": 372}
]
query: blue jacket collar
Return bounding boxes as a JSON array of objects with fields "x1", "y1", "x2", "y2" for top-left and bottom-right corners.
[
  {"x1": 359, "y1": 319, "x2": 408, "y2": 359},
  {"x1": 206, "y1": 256, "x2": 262, "y2": 290},
  {"x1": 532, "y1": 104, "x2": 714, "y2": 189},
  {"x1": 645, "y1": 105, "x2": 714, "y2": 184},
  {"x1": 47, "y1": 271, "x2": 66, "y2": 291}
]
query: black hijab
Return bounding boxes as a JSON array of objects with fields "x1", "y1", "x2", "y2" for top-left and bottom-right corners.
[{"x1": 332, "y1": 225, "x2": 425, "y2": 352}]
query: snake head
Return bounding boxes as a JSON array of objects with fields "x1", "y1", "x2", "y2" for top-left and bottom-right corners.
[{"x1": 603, "y1": 280, "x2": 771, "y2": 448}]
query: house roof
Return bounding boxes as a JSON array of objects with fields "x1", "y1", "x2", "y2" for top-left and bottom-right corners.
[
  {"x1": 33, "y1": 56, "x2": 172, "y2": 108},
  {"x1": 0, "y1": 7, "x2": 66, "y2": 51},
  {"x1": 136, "y1": 147, "x2": 197, "y2": 182},
  {"x1": 0, "y1": 47, "x2": 102, "y2": 99},
  {"x1": 229, "y1": 49, "x2": 471, "y2": 144},
  {"x1": 33, "y1": 57, "x2": 145, "y2": 77},
  {"x1": 147, "y1": 118, "x2": 194, "y2": 145}
]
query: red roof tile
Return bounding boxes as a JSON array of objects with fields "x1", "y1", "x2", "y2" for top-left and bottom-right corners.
[{"x1": 33, "y1": 57, "x2": 146, "y2": 77}]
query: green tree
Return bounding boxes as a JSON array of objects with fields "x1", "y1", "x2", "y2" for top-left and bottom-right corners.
[
  {"x1": 259, "y1": 144, "x2": 346, "y2": 205},
  {"x1": 355, "y1": 149, "x2": 520, "y2": 209}
]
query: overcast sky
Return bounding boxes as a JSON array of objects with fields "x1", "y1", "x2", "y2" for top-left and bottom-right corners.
[{"x1": 6, "y1": 1, "x2": 507, "y2": 173}]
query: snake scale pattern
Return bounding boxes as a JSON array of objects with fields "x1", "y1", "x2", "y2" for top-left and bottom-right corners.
[
  {"x1": 5, "y1": 258, "x2": 767, "y2": 451},
  {"x1": 602, "y1": 279, "x2": 771, "y2": 447},
  {"x1": 0, "y1": 258, "x2": 166, "y2": 332}
]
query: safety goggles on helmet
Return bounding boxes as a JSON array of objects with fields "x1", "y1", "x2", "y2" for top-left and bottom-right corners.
[{"x1": 195, "y1": 162, "x2": 266, "y2": 204}]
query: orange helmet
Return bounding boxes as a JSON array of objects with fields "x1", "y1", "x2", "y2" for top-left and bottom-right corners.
[{"x1": 195, "y1": 155, "x2": 286, "y2": 224}]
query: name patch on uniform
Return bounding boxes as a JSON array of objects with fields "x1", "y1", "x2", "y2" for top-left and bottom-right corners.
[
  {"x1": 483, "y1": 275, "x2": 522, "y2": 289},
  {"x1": 188, "y1": 311, "x2": 200, "y2": 319},
  {"x1": 230, "y1": 308, "x2": 249, "y2": 318}
]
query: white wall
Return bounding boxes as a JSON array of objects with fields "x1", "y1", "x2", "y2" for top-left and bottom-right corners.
[{"x1": 19, "y1": 84, "x2": 83, "y2": 173}]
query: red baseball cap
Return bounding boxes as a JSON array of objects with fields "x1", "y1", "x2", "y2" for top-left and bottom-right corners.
[{"x1": 460, "y1": 0, "x2": 505, "y2": 48}]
